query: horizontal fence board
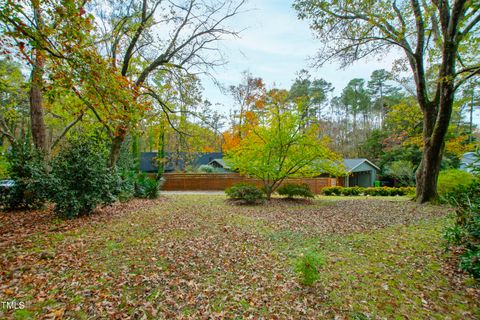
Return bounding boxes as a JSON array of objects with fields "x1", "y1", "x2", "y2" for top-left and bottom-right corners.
[{"x1": 157, "y1": 173, "x2": 338, "y2": 194}]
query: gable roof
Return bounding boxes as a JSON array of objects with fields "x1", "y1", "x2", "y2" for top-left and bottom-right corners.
[
  {"x1": 343, "y1": 158, "x2": 380, "y2": 173},
  {"x1": 208, "y1": 159, "x2": 230, "y2": 169}
]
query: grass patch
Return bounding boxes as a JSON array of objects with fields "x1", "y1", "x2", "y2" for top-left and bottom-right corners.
[{"x1": 0, "y1": 195, "x2": 477, "y2": 319}]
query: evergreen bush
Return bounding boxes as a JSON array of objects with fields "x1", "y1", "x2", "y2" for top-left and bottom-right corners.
[
  {"x1": 49, "y1": 137, "x2": 118, "y2": 218},
  {"x1": 225, "y1": 183, "x2": 265, "y2": 204},
  {"x1": 277, "y1": 183, "x2": 315, "y2": 199}
]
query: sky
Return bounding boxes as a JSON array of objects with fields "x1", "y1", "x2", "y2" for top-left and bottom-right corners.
[{"x1": 200, "y1": 0, "x2": 401, "y2": 114}]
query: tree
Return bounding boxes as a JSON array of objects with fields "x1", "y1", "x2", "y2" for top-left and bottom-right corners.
[
  {"x1": 367, "y1": 69, "x2": 402, "y2": 127},
  {"x1": 289, "y1": 69, "x2": 333, "y2": 122},
  {"x1": 384, "y1": 160, "x2": 417, "y2": 187},
  {"x1": 339, "y1": 78, "x2": 371, "y2": 151},
  {"x1": 0, "y1": 0, "x2": 105, "y2": 156},
  {"x1": 228, "y1": 71, "x2": 266, "y2": 138},
  {"x1": 294, "y1": 0, "x2": 480, "y2": 202},
  {"x1": 92, "y1": 0, "x2": 246, "y2": 166},
  {"x1": 225, "y1": 89, "x2": 343, "y2": 200},
  {"x1": 0, "y1": 59, "x2": 29, "y2": 144}
]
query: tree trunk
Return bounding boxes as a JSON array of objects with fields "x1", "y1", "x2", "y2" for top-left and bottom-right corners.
[
  {"x1": 109, "y1": 127, "x2": 127, "y2": 168},
  {"x1": 30, "y1": 51, "x2": 48, "y2": 154},
  {"x1": 415, "y1": 36, "x2": 457, "y2": 203},
  {"x1": 415, "y1": 140, "x2": 444, "y2": 203},
  {"x1": 29, "y1": 0, "x2": 48, "y2": 156},
  {"x1": 263, "y1": 182, "x2": 273, "y2": 201}
]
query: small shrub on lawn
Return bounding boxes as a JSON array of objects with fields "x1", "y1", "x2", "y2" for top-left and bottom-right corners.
[
  {"x1": 443, "y1": 179, "x2": 480, "y2": 279},
  {"x1": 437, "y1": 169, "x2": 474, "y2": 196},
  {"x1": 49, "y1": 137, "x2": 118, "y2": 218},
  {"x1": 225, "y1": 183, "x2": 264, "y2": 204},
  {"x1": 1, "y1": 142, "x2": 49, "y2": 210},
  {"x1": 277, "y1": 183, "x2": 314, "y2": 199},
  {"x1": 294, "y1": 250, "x2": 325, "y2": 286}
]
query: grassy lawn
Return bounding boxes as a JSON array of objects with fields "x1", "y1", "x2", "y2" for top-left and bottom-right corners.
[{"x1": 0, "y1": 195, "x2": 478, "y2": 319}]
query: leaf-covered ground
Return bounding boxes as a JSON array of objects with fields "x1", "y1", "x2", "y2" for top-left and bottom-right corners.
[{"x1": 0, "y1": 195, "x2": 478, "y2": 319}]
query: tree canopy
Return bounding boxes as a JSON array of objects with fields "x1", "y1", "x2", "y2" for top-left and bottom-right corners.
[
  {"x1": 294, "y1": 0, "x2": 480, "y2": 202},
  {"x1": 225, "y1": 88, "x2": 343, "y2": 199}
]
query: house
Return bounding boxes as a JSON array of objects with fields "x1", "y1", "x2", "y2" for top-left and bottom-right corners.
[
  {"x1": 140, "y1": 152, "x2": 223, "y2": 173},
  {"x1": 208, "y1": 159, "x2": 231, "y2": 170},
  {"x1": 459, "y1": 152, "x2": 477, "y2": 172},
  {"x1": 140, "y1": 153, "x2": 379, "y2": 187},
  {"x1": 341, "y1": 158, "x2": 380, "y2": 187}
]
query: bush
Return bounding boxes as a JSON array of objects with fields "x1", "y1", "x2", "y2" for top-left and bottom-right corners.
[
  {"x1": 0, "y1": 151, "x2": 8, "y2": 179},
  {"x1": 134, "y1": 172, "x2": 163, "y2": 199},
  {"x1": 384, "y1": 160, "x2": 416, "y2": 186},
  {"x1": 198, "y1": 164, "x2": 215, "y2": 173},
  {"x1": 225, "y1": 183, "x2": 264, "y2": 204},
  {"x1": 49, "y1": 137, "x2": 119, "y2": 218},
  {"x1": 277, "y1": 183, "x2": 314, "y2": 199},
  {"x1": 322, "y1": 186, "x2": 415, "y2": 197},
  {"x1": 294, "y1": 250, "x2": 325, "y2": 286},
  {"x1": 1, "y1": 142, "x2": 49, "y2": 210},
  {"x1": 443, "y1": 179, "x2": 480, "y2": 279},
  {"x1": 322, "y1": 186, "x2": 343, "y2": 196},
  {"x1": 437, "y1": 169, "x2": 474, "y2": 196}
]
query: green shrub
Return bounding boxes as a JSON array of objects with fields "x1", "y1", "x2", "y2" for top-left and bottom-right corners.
[
  {"x1": 341, "y1": 187, "x2": 353, "y2": 196},
  {"x1": 49, "y1": 137, "x2": 119, "y2": 218},
  {"x1": 322, "y1": 187, "x2": 334, "y2": 196},
  {"x1": 323, "y1": 186, "x2": 415, "y2": 197},
  {"x1": 338, "y1": 186, "x2": 366, "y2": 196},
  {"x1": 437, "y1": 169, "x2": 474, "y2": 196},
  {"x1": 322, "y1": 186, "x2": 343, "y2": 196},
  {"x1": 0, "y1": 151, "x2": 8, "y2": 179},
  {"x1": 294, "y1": 250, "x2": 325, "y2": 286},
  {"x1": 197, "y1": 164, "x2": 225, "y2": 173},
  {"x1": 379, "y1": 187, "x2": 392, "y2": 196},
  {"x1": 277, "y1": 183, "x2": 314, "y2": 199},
  {"x1": 134, "y1": 172, "x2": 162, "y2": 199},
  {"x1": 198, "y1": 164, "x2": 214, "y2": 173},
  {"x1": 1, "y1": 142, "x2": 49, "y2": 210},
  {"x1": 399, "y1": 186, "x2": 416, "y2": 196},
  {"x1": 443, "y1": 179, "x2": 480, "y2": 279},
  {"x1": 225, "y1": 183, "x2": 264, "y2": 204},
  {"x1": 384, "y1": 160, "x2": 416, "y2": 187},
  {"x1": 116, "y1": 168, "x2": 137, "y2": 202}
]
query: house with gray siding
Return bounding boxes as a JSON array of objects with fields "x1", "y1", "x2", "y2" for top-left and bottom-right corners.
[{"x1": 342, "y1": 158, "x2": 380, "y2": 187}]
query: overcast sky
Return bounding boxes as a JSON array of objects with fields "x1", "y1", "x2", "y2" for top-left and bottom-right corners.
[{"x1": 200, "y1": 0, "x2": 400, "y2": 114}]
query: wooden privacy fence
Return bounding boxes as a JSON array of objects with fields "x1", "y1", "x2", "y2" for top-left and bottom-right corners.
[{"x1": 160, "y1": 173, "x2": 338, "y2": 194}]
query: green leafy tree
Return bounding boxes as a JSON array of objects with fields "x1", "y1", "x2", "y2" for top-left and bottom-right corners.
[
  {"x1": 0, "y1": 59, "x2": 29, "y2": 144},
  {"x1": 225, "y1": 89, "x2": 343, "y2": 200},
  {"x1": 294, "y1": 0, "x2": 480, "y2": 202},
  {"x1": 384, "y1": 160, "x2": 416, "y2": 187},
  {"x1": 0, "y1": 0, "x2": 97, "y2": 155}
]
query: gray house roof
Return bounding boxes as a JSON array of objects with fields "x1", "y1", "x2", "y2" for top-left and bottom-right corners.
[
  {"x1": 140, "y1": 152, "x2": 224, "y2": 172},
  {"x1": 343, "y1": 158, "x2": 380, "y2": 173},
  {"x1": 208, "y1": 159, "x2": 230, "y2": 169}
]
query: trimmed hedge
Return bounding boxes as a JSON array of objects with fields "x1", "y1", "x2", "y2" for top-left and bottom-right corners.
[
  {"x1": 277, "y1": 183, "x2": 314, "y2": 199},
  {"x1": 322, "y1": 186, "x2": 415, "y2": 196},
  {"x1": 225, "y1": 183, "x2": 265, "y2": 204}
]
